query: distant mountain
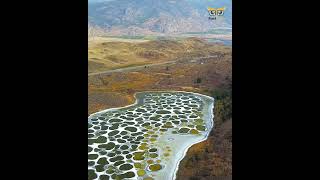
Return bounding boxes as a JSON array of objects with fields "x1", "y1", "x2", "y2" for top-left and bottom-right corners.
[{"x1": 88, "y1": 0, "x2": 232, "y2": 36}]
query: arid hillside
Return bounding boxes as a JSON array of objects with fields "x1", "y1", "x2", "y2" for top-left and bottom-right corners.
[
  {"x1": 88, "y1": 44, "x2": 230, "y2": 113},
  {"x1": 88, "y1": 37, "x2": 227, "y2": 73}
]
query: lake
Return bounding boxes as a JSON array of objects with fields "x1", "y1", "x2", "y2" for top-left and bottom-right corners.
[{"x1": 88, "y1": 91, "x2": 214, "y2": 180}]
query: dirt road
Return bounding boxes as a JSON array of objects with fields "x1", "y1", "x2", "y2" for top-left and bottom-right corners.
[
  {"x1": 88, "y1": 55, "x2": 221, "y2": 77},
  {"x1": 88, "y1": 61, "x2": 177, "y2": 77}
]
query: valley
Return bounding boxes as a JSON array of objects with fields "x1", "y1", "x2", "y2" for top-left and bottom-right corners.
[{"x1": 88, "y1": 37, "x2": 232, "y2": 180}]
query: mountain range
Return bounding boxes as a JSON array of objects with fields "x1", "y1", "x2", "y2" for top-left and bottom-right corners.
[{"x1": 88, "y1": 0, "x2": 232, "y2": 36}]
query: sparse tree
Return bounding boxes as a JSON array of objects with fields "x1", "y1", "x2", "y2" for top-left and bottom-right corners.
[{"x1": 196, "y1": 78, "x2": 202, "y2": 84}]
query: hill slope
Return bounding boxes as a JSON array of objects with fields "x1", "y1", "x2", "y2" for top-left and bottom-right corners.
[{"x1": 88, "y1": 37, "x2": 228, "y2": 73}]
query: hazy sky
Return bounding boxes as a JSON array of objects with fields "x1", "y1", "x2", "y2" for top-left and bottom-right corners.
[{"x1": 88, "y1": 0, "x2": 228, "y2": 2}]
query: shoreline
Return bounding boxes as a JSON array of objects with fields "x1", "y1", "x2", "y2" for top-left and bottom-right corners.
[{"x1": 172, "y1": 100, "x2": 214, "y2": 180}]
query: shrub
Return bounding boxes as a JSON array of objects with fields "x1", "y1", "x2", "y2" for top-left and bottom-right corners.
[{"x1": 211, "y1": 83, "x2": 232, "y2": 123}]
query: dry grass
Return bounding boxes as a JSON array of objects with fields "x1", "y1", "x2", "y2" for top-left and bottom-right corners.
[
  {"x1": 88, "y1": 37, "x2": 229, "y2": 73},
  {"x1": 88, "y1": 45, "x2": 231, "y2": 113}
]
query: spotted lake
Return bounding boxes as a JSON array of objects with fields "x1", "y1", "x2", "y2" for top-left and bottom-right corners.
[{"x1": 88, "y1": 91, "x2": 214, "y2": 180}]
